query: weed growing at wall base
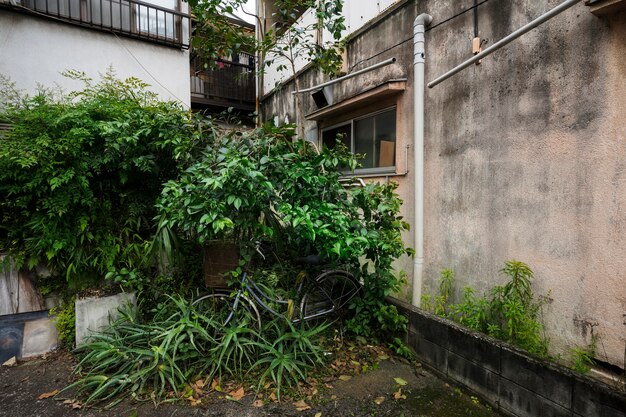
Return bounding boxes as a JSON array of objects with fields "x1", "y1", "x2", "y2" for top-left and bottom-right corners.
[{"x1": 422, "y1": 261, "x2": 550, "y2": 357}]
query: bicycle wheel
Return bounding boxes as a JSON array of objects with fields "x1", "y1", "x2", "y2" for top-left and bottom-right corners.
[
  {"x1": 300, "y1": 271, "x2": 361, "y2": 320},
  {"x1": 193, "y1": 291, "x2": 262, "y2": 330}
]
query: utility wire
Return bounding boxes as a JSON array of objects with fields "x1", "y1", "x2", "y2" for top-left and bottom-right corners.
[
  {"x1": 349, "y1": 0, "x2": 491, "y2": 72},
  {"x1": 110, "y1": 31, "x2": 190, "y2": 108}
]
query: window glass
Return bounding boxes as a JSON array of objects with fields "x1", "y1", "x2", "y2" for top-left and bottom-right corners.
[
  {"x1": 321, "y1": 107, "x2": 396, "y2": 172},
  {"x1": 374, "y1": 109, "x2": 396, "y2": 167},
  {"x1": 322, "y1": 124, "x2": 351, "y2": 151},
  {"x1": 354, "y1": 116, "x2": 374, "y2": 169}
]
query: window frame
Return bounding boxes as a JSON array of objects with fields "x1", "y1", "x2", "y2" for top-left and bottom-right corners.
[{"x1": 320, "y1": 106, "x2": 397, "y2": 176}]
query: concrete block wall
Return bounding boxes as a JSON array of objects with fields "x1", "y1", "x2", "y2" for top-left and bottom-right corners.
[
  {"x1": 75, "y1": 292, "x2": 136, "y2": 346},
  {"x1": 393, "y1": 298, "x2": 626, "y2": 417}
]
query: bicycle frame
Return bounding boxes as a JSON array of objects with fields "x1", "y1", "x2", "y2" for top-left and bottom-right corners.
[{"x1": 228, "y1": 270, "x2": 307, "y2": 322}]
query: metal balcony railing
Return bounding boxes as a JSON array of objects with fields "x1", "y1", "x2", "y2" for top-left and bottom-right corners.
[
  {"x1": 190, "y1": 52, "x2": 256, "y2": 109},
  {"x1": 1, "y1": 0, "x2": 190, "y2": 48}
]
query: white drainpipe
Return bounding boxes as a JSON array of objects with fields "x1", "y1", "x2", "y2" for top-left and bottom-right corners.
[{"x1": 412, "y1": 13, "x2": 432, "y2": 307}]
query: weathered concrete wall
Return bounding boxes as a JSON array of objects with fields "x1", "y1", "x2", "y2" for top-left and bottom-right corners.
[
  {"x1": 260, "y1": 0, "x2": 626, "y2": 368},
  {"x1": 422, "y1": 1, "x2": 626, "y2": 369},
  {"x1": 0, "y1": 257, "x2": 45, "y2": 315},
  {"x1": 0, "y1": 9, "x2": 190, "y2": 106}
]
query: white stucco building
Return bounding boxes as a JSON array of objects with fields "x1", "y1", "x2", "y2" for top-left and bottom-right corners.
[{"x1": 0, "y1": 0, "x2": 191, "y2": 106}]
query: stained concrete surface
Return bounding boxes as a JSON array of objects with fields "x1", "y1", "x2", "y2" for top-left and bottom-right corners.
[{"x1": 0, "y1": 352, "x2": 501, "y2": 417}]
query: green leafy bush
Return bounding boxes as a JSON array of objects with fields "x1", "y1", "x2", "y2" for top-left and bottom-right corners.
[
  {"x1": 157, "y1": 124, "x2": 413, "y2": 341},
  {"x1": 0, "y1": 70, "x2": 204, "y2": 289},
  {"x1": 50, "y1": 296, "x2": 77, "y2": 348},
  {"x1": 426, "y1": 261, "x2": 549, "y2": 356}
]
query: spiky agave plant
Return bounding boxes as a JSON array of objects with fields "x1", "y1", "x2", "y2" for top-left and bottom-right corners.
[
  {"x1": 250, "y1": 319, "x2": 330, "y2": 400},
  {"x1": 59, "y1": 295, "x2": 220, "y2": 407}
]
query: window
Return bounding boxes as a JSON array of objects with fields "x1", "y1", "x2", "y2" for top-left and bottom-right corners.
[{"x1": 321, "y1": 107, "x2": 396, "y2": 172}]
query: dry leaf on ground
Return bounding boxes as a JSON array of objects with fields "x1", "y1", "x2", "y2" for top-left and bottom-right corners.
[
  {"x1": 338, "y1": 375, "x2": 352, "y2": 381},
  {"x1": 394, "y1": 377, "x2": 408, "y2": 386},
  {"x1": 393, "y1": 389, "x2": 407, "y2": 400},
  {"x1": 252, "y1": 399, "x2": 264, "y2": 408},
  {"x1": 374, "y1": 396, "x2": 386, "y2": 405},
  {"x1": 227, "y1": 386, "x2": 245, "y2": 401},
  {"x1": 293, "y1": 400, "x2": 311, "y2": 411},
  {"x1": 187, "y1": 397, "x2": 201, "y2": 406},
  {"x1": 211, "y1": 378, "x2": 223, "y2": 392},
  {"x1": 37, "y1": 390, "x2": 59, "y2": 400},
  {"x1": 61, "y1": 399, "x2": 82, "y2": 409}
]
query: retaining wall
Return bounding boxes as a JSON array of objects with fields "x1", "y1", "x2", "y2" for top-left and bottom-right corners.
[{"x1": 392, "y1": 298, "x2": 626, "y2": 417}]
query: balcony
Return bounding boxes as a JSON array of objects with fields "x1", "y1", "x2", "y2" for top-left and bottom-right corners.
[
  {"x1": 190, "y1": 52, "x2": 256, "y2": 112},
  {"x1": 0, "y1": 0, "x2": 190, "y2": 48}
]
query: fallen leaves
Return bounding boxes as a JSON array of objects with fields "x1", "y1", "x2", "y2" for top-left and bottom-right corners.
[
  {"x1": 293, "y1": 399, "x2": 311, "y2": 411},
  {"x1": 62, "y1": 399, "x2": 82, "y2": 409},
  {"x1": 37, "y1": 390, "x2": 59, "y2": 400},
  {"x1": 393, "y1": 389, "x2": 407, "y2": 400},
  {"x1": 394, "y1": 377, "x2": 408, "y2": 386},
  {"x1": 338, "y1": 375, "x2": 352, "y2": 381},
  {"x1": 252, "y1": 399, "x2": 264, "y2": 408},
  {"x1": 187, "y1": 396, "x2": 202, "y2": 406},
  {"x1": 374, "y1": 396, "x2": 386, "y2": 405},
  {"x1": 226, "y1": 386, "x2": 245, "y2": 402},
  {"x1": 211, "y1": 378, "x2": 222, "y2": 392}
]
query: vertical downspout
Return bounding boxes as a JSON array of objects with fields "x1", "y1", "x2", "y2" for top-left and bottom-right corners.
[{"x1": 412, "y1": 13, "x2": 432, "y2": 307}]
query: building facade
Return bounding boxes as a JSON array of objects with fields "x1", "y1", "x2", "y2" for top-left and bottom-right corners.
[
  {"x1": 0, "y1": 0, "x2": 191, "y2": 105},
  {"x1": 258, "y1": 0, "x2": 626, "y2": 370}
]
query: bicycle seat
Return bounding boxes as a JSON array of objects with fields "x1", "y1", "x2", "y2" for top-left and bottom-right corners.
[{"x1": 295, "y1": 254, "x2": 323, "y2": 265}]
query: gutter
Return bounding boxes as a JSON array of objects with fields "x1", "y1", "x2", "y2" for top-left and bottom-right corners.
[{"x1": 411, "y1": 13, "x2": 433, "y2": 307}]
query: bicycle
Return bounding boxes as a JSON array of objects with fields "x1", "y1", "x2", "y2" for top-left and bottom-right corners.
[{"x1": 192, "y1": 242, "x2": 362, "y2": 328}]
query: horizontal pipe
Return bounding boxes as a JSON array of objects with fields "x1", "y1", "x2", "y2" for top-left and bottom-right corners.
[
  {"x1": 293, "y1": 57, "x2": 396, "y2": 94},
  {"x1": 427, "y1": 0, "x2": 582, "y2": 88}
]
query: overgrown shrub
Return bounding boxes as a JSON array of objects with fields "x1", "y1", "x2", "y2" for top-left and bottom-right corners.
[
  {"x1": 0, "y1": 71, "x2": 205, "y2": 289},
  {"x1": 156, "y1": 124, "x2": 414, "y2": 341}
]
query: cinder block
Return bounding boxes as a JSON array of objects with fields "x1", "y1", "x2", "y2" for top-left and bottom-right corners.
[
  {"x1": 414, "y1": 336, "x2": 448, "y2": 371},
  {"x1": 500, "y1": 347, "x2": 572, "y2": 409},
  {"x1": 447, "y1": 325, "x2": 501, "y2": 373},
  {"x1": 411, "y1": 310, "x2": 449, "y2": 348},
  {"x1": 74, "y1": 292, "x2": 135, "y2": 346},
  {"x1": 499, "y1": 377, "x2": 571, "y2": 417},
  {"x1": 21, "y1": 317, "x2": 58, "y2": 358},
  {"x1": 447, "y1": 351, "x2": 500, "y2": 404},
  {"x1": 572, "y1": 376, "x2": 626, "y2": 417}
]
